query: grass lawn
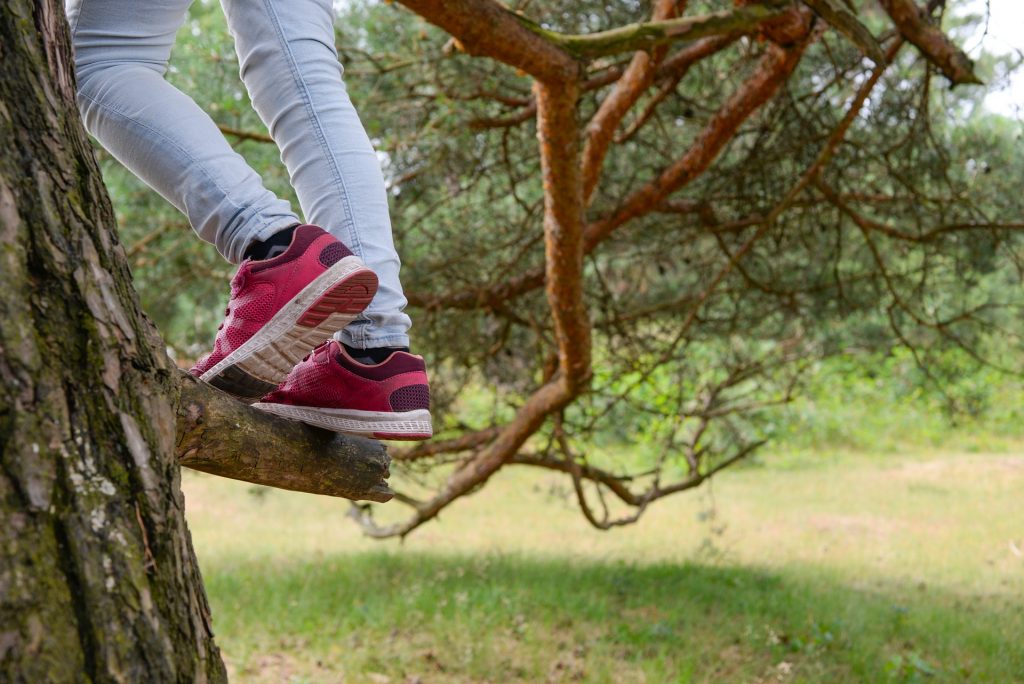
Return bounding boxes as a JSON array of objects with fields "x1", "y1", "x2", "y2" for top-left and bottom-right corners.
[{"x1": 183, "y1": 448, "x2": 1024, "y2": 683}]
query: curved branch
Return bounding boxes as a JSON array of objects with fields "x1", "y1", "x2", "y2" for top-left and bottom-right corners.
[
  {"x1": 803, "y1": 0, "x2": 885, "y2": 64},
  {"x1": 582, "y1": 29, "x2": 813, "y2": 251},
  {"x1": 395, "y1": 0, "x2": 578, "y2": 82},
  {"x1": 352, "y1": 379, "x2": 570, "y2": 537},
  {"x1": 518, "y1": 2, "x2": 793, "y2": 59},
  {"x1": 879, "y1": 0, "x2": 981, "y2": 85},
  {"x1": 175, "y1": 371, "x2": 393, "y2": 502},
  {"x1": 511, "y1": 454, "x2": 642, "y2": 506},
  {"x1": 581, "y1": 0, "x2": 687, "y2": 204},
  {"x1": 617, "y1": 34, "x2": 741, "y2": 144},
  {"x1": 390, "y1": 426, "x2": 501, "y2": 462},
  {"x1": 514, "y1": 439, "x2": 767, "y2": 530},
  {"x1": 352, "y1": 79, "x2": 591, "y2": 539},
  {"x1": 409, "y1": 31, "x2": 813, "y2": 312}
]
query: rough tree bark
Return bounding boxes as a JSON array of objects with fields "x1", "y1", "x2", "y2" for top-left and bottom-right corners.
[
  {"x1": 0, "y1": 0, "x2": 389, "y2": 679},
  {"x1": 177, "y1": 372, "x2": 392, "y2": 503},
  {"x1": 0, "y1": 0, "x2": 227, "y2": 679}
]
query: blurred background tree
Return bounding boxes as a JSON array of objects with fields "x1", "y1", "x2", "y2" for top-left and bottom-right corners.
[{"x1": 99, "y1": 0, "x2": 1024, "y2": 536}]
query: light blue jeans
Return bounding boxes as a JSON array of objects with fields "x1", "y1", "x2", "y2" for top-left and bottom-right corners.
[{"x1": 66, "y1": 0, "x2": 411, "y2": 348}]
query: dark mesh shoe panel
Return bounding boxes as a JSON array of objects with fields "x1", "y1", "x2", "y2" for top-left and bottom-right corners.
[
  {"x1": 389, "y1": 384, "x2": 430, "y2": 412},
  {"x1": 319, "y1": 241, "x2": 354, "y2": 267}
]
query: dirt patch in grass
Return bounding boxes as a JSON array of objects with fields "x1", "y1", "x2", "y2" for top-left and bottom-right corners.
[{"x1": 887, "y1": 454, "x2": 1024, "y2": 481}]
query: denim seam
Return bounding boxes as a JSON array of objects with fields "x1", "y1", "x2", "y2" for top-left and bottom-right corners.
[
  {"x1": 77, "y1": 87, "x2": 292, "y2": 262},
  {"x1": 260, "y1": 0, "x2": 372, "y2": 342},
  {"x1": 70, "y1": 0, "x2": 86, "y2": 38},
  {"x1": 259, "y1": 0, "x2": 362, "y2": 256}
]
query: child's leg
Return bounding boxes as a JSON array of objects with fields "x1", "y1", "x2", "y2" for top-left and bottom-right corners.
[
  {"x1": 67, "y1": 0, "x2": 301, "y2": 263},
  {"x1": 221, "y1": 0, "x2": 412, "y2": 350}
]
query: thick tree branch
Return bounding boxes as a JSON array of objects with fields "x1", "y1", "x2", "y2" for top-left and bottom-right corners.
[
  {"x1": 409, "y1": 28, "x2": 813, "y2": 312},
  {"x1": 175, "y1": 371, "x2": 393, "y2": 502},
  {"x1": 516, "y1": 2, "x2": 793, "y2": 59},
  {"x1": 617, "y1": 34, "x2": 741, "y2": 143},
  {"x1": 879, "y1": 0, "x2": 981, "y2": 85},
  {"x1": 803, "y1": 0, "x2": 885, "y2": 63},
  {"x1": 395, "y1": 0, "x2": 578, "y2": 82},
  {"x1": 536, "y1": 80, "x2": 591, "y2": 390},
  {"x1": 345, "y1": 1, "x2": 1000, "y2": 542},
  {"x1": 581, "y1": 0, "x2": 686, "y2": 204},
  {"x1": 583, "y1": 27, "x2": 813, "y2": 252},
  {"x1": 353, "y1": 79, "x2": 591, "y2": 539}
]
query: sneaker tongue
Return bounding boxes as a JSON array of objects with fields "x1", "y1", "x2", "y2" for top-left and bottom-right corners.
[
  {"x1": 263, "y1": 244, "x2": 289, "y2": 260},
  {"x1": 313, "y1": 339, "x2": 340, "y2": 359},
  {"x1": 229, "y1": 265, "x2": 248, "y2": 293}
]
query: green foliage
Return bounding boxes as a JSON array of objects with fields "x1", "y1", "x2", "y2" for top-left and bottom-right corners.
[
  {"x1": 772, "y1": 347, "x2": 1024, "y2": 454},
  {"x1": 97, "y1": 1, "x2": 1024, "y2": 507}
]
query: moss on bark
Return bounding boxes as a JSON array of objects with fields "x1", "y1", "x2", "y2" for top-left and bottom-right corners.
[{"x1": 0, "y1": 1, "x2": 227, "y2": 681}]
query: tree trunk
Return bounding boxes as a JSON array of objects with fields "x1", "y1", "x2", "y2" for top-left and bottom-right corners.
[{"x1": 0, "y1": 1, "x2": 226, "y2": 680}]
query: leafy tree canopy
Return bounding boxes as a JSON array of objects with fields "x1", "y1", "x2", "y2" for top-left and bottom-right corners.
[{"x1": 101, "y1": 0, "x2": 1024, "y2": 535}]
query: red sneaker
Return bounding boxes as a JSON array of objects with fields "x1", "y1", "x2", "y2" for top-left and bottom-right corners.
[
  {"x1": 253, "y1": 340, "x2": 433, "y2": 440},
  {"x1": 190, "y1": 225, "x2": 378, "y2": 401}
]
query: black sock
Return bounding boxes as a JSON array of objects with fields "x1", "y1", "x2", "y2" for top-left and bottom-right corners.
[
  {"x1": 244, "y1": 224, "x2": 298, "y2": 261},
  {"x1": 343, "y1": 343, "x2": 409, "y2": 365}
]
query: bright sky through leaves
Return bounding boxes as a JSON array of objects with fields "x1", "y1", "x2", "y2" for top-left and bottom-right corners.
[{"x1": 961, "y1": 0, "x2": 1024, "y2": 117}]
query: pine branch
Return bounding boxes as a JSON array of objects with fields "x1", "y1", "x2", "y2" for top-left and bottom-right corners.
[
  {"x1": 508, "y1": 2, "x2": 793, "y2": 59},
  {"x1": 175, "y1": 371, "x2": 393, "y2": 502}
]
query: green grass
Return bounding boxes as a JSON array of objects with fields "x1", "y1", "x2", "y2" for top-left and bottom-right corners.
[{"x1": 184, "y1": 449, "x2": 1024, "y2": 683}]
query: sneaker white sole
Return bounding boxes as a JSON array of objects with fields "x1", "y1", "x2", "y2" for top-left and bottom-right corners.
[
  {"x1": 252, "y1": 403, "x2": 433, "y2": 440},
  {"x1": 201, "y1": 257, "x2": 377, "y2": 399}
]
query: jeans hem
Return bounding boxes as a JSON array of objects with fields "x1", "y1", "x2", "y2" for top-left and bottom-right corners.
[{"x1": 335, "y1": 329, "x2": 411, "y2": 349}]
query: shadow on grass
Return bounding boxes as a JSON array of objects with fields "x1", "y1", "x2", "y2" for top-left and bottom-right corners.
[{"x1": 203, "y1": 551, "x2": 1023, "y2": 683}]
